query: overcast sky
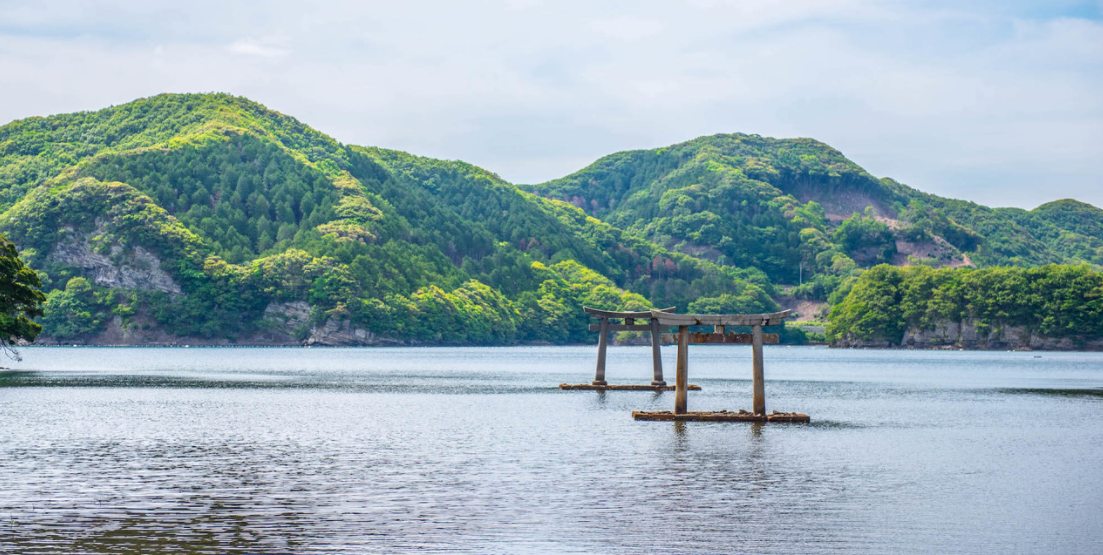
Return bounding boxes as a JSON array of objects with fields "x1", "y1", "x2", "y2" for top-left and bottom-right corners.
[{"x1": 1, "y1": 0, "x2": 1100, "y2": 209}]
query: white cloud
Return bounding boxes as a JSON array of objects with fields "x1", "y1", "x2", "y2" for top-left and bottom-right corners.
[
  {"x1": 590, "y1": 16, "x2": 665, "y2": 41},
  {"x1": 0, "y1": 0, "x2": 1100, "y2": 209},
  {"x1": 227, "y1": 38, "x2": 290, "y2": 59}
]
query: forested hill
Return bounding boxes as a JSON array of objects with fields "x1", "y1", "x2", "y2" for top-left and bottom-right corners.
[
  {"x1": 0, "y1": 93, "x2": 774, "y2": 345},
  {"x1": 521, "y1": 134, "x2": 1103, "y2": 301},
  {"x1": 1, "y1": 93, "x2": 1098, "y2": 346}
]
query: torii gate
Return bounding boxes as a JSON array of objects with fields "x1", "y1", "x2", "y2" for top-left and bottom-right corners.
[
  {"x1": 632, "y1": 309, "x2": 810, "y2": 423},
  {"x1": 559, "y1": 307, "x2": 701, "y2": 391}
]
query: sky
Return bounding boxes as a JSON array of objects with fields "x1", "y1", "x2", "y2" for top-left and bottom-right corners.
[{"x1": 1, "y1": 0, "x2": 1101, "y2": 209}]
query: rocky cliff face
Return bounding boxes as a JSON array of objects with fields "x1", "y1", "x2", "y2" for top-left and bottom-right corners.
[
  {"x1": 833, "y1": 319, "x2": 1103, "y2": 350},
  {"x1": 48, "y1": 226, "x2": 181, "y2": 294},
  {"x1": 261, "y1": 301, "x2": 404, "y2": 346},
  {"x1": 306, "y1": 318, "x2": 388, "y2": 346},
  {"x1": 35, "y1": 300, "x2": 408, "y2": 346}
]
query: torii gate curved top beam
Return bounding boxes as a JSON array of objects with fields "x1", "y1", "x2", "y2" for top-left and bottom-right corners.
[
  {"x1": 582, "y1": 306, "x2": 675, "y2": 319},
  {"x1": 649, "y1": 310, "x2": 790, "y2": 327}
]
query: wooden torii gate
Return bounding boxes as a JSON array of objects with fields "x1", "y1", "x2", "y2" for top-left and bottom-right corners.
[
  {"x1": 559, "y1": 307, "x2": 700, "y2": 391},
  {"x1": 632, "y1": 309, "x2": 810, "y2": 423}
]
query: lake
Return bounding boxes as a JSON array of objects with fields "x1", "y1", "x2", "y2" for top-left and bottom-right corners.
[{"x1": 1, "y1": 346, "x2": 1101, "y2": 554}]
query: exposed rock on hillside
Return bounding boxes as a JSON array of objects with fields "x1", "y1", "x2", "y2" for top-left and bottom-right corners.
[
  {"x1": 262, "y1": 301, "x2": 405, "y2": 346},
  {"x1": 48, "y1": 226, "x2": 181, "y2": 294},
  {"x1": 833, "y1": 320, "x2": 1103, "y2": 351},
  {"x1": 306, "y1": 318, "x2": 391, "y2": 346}
]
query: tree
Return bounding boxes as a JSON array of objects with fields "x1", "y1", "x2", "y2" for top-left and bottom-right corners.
[
  {"x1": 833, "y1": 212, "x2": 897, "y2": 265},
  {"x1": 41, "y1": 277, "x2": 110, "y2": 341},
  {"x1": 826, "y1": 264, "x2": 906, "y2": 345},
  {"x1": 0, "y1": 234, "x2": 46, "y2": 357}
]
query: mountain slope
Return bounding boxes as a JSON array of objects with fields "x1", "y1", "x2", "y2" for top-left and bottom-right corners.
[
  {"x1": 0, "y1": 94, "x2": 773, "y2": 345},
  {"x1": 522, "y1": 133, "x2": 1100, "y2": 300},
  {"x1": 1004, "y1": 200, "x2": 1103, "y2": 265},
  {"x1": 1032, "y1": 199, "x2": 1103, "y2": 239}
]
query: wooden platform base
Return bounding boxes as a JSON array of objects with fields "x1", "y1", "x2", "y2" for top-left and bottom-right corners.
[
  {"x1": 559, "y1": 384, "x2": 702, "y2": 391},
  {"x1": 632, "y1": 410, "x2": 810, "y2": 423}
]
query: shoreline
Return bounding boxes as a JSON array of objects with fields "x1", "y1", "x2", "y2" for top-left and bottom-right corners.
[{"x1": 13, "y1": 342, "x2": 1103, "y2": 352}]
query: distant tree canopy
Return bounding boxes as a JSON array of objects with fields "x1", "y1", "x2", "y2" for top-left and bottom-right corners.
[
  {"x1": 827, "y1": 264, "x2": 1103, "y2": 346},
  {"x1": 40, "y1": 277, "x2": 116, "y2": 341},
  {"x1": 832, "y1": 211, "x2": 897, "y2": 265}
]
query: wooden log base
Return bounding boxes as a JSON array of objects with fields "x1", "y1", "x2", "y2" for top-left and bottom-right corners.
[
  {"x1": 560, "y1": 384, "x2": 702, "y2": 391},
  {"x1": 631, "y1": 409, "x2": 810, "y2": 423}
]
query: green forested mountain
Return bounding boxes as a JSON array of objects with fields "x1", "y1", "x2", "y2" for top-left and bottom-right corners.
[
  {"x1": 522, "y1": 134, "x2": 1102, "y2": 301},
  {"x1": 0, "y1": 94, "x2": 773, "y2": 345},
  {"x1": 1, "y1": 94, "x2": 1098, "y2": 346},
  {"x1": 998, "y1": 200, "x2": 1103, "y2": 265}
]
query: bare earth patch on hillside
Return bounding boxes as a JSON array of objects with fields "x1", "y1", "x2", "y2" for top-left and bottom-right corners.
[
  {"x1": 789, "y1": 186, "x2": 894, "y2": 221},
  {"x1": 775, "y1": 295, "x2": 828, "y2": 322},
  {"x1": 892, "y1": 236, "x2": 974, "y2": 268}
]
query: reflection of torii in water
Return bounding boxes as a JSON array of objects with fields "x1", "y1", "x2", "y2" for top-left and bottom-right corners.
[{"x1": 559, "y1": 307, "x2": 700, "y2": 392}]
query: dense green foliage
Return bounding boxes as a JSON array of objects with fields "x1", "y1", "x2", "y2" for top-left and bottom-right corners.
[
  {"x1": 356, "y1": 146, "x2": 775, "y2": 309},
  {"x1": 523, "y1": 134, "x2": 867, "y2": 284},
  {"x1": 827, "y1": 264, "x2": 1103, "y2": 345},
  {"x1": 0, "y1": 233, "x2": 45, "y2": 351},
  {"x1": 40, "y1": 277, "x2": 117, "y2": 340},
  {"x1": 81, "y1": 137, "x2": 349, "y2": 263},
  {"x1": 832, "y1": 211, "x2": 897, "y2": 265},
  {"x1": 0, "y1": 93, "x2": 366, "y2": 212},
  {"x1": 996, "y1": 200, "x2": 1103, "y2": 266}
]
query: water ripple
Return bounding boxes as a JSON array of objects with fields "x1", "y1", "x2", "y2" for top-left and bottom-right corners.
[{"x1": 1, "y1": 346, "x2": 1102, "y2": 553}]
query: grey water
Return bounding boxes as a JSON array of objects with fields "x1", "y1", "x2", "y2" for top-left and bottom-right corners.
[{"x1": 1, "y1": 346, "x2": 1101, "y2": 554}]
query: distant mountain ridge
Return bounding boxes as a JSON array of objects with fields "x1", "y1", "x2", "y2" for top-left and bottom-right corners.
[
  {"x1": 0, "y1": 93, "x2": 1098, "y2": 345},
  {"x1": 521, "y1": 133, "x2": 1101, "y2": 291}
]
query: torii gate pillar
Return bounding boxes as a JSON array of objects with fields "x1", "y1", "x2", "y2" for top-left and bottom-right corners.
[
  {"x1": 752, "y1": 323, "x2": 765, "y2": 415},
  {"x1": 674, "y1": 325, "x2": 689, "y2": 414},
  {"x1": 593, "y1": 317, "x2": 609, "y2": 385}
]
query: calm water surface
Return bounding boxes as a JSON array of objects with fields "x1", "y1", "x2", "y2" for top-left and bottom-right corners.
[{"x1": 1, "y1": 346, "x2": 1101, "y2": 554}]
